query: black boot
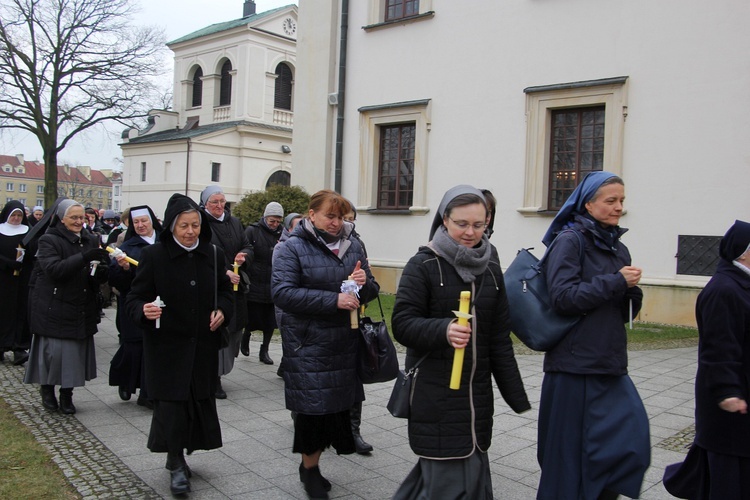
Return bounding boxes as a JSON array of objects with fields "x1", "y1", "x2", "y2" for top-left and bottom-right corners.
[
  {"x1": 240, "y1": 330, "x2": 251, "y2": 357},
  {"x1": 299, "y1": 464, "x2": 330, "y2": 499},
  {"x1": 40, "y1": 385, "x2": 58, "y2": 411},
  {"x1": 299, "y1": 462, "x2": 331, "y2": 491},
  {"x1": 12, "y1": 350, "x2": 29, "y2": 366},
  {"x1": 166, "y1": 452, "x2": 191, "y2": 495},
  {"x1": 350, "y1": 402, "x2": 373, "y2": 454},
  {"x1": 215, "y1": 377, "x2": 227, "y2": 399},
  {"x1": 59, "y1": 388, "x2": 76, "y2": 415},
  {"x1": 118, "y1": 386, "x2": 131, "y2": 401},
  {"x1": 259, "y1": 331, "x2": 274, "y2": 365}
]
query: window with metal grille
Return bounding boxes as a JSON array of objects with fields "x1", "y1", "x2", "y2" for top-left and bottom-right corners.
[
  {"x1": 676, "y1": 235, "x2": 721, "y2": 276},
  {"x1": 274, "y1": 63, "x2": 293, "y2": 110},
  {"x1": 191, "y1": 67, "x2": 203, "y2": 107},
  {"x1": 377, "y1": 123, "x2": 415, "y2": 209},
  {"x1": 219, "y1": 61, "x2": 232, "y2": 106},
  {"x1": 385, "y1": 0, "x2": 419, "y2": 21},
  {"x1": 211, "y1": 162, "x2": 221, "y2": 183},
  {"x1": 548, "y1": 106, "x2": 605, "y2": 210},
  {"x1": 266, "y1": 170, "x2": 291, "y2": 188}
]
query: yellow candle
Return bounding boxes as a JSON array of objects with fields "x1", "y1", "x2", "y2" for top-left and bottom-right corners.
[
  {"x1": 449, "y1": 291, "x2": 471, "y2": 390},
  {"x1": 233, "y1": 262, "x2": 239, "y2": 291},
  {"x1": 105, "y1": 245, "x2": 138, "y2": 266}
]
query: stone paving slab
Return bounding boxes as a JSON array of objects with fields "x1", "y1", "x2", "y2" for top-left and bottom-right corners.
[{"x1": 0, "y1": 307, "x2": 699, "y2": 499}]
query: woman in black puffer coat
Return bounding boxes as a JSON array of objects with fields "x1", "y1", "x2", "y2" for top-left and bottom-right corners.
[
  {"x1": 272, "y1": 190, "x2": 379, "y2": 500},
  {"x1": 392, "y1": 185, "x2": 530, "y2": 500}
]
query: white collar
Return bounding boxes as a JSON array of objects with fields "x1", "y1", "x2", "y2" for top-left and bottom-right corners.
[{"x1": 0, "y1": 222, "x2": 29, "y2": 236}]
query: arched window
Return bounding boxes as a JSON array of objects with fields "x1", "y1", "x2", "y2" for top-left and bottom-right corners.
[
  {"x1": 219, "y1": 60, "x2": 232, "y2": 106},
  {"x1": 266, "y1": 171, "x2": 291, "y2": 188},
  {"x1": 191, "y1": 67, "x2": 203, "y2": 107},
  {"x1": 274, "y1": 63, "x2": 293, "y2": 110}
]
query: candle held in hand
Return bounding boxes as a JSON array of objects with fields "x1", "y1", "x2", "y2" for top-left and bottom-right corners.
[
  {"x1": 233, "y1": 262, "x2": 239, "y2": 291},
  {"x1": 449, "y1": 291, "x2": 472, "y2": 390}
]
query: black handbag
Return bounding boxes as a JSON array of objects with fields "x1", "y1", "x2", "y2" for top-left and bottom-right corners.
[
  {"x1": 387, "y1": 354, "x2": 428, "y2": 418},
  {"x1": 504, "y1": 230, "x2": 584, "y2": 351},
  {"x1": 357, "y1": 295, "x2": 399, "y2": 384}
]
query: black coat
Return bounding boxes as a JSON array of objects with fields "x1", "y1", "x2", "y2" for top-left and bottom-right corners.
[
  {"x1": 543, "y1": 216, "x2": 643, "y2": 375},
  {"x1": 271, "y1": 220, "x2": 379, "y2": 414},
  {"x1": 30, "y1": 225, "x2": 107, "y2": 340},
  {"x1": 125, "y1": 194, "x2": 233, "y2": 401},
  {"x1": 694, "y1": 260, "x2": 750, "y2": 457},
  {"x1": 392, "y1": 245, "x2": 531, "y2": 458},
  {"x1": 245, "y1": 220, "x2": 282, "y2": 303},
  {"x1": 108, "y1": 234, "x2": 153, "y2": 342},
  {"x1": 205, "y1": 211, "x2": 252, "y2": 331}
]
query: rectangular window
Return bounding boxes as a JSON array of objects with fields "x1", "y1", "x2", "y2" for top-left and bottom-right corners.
[
  {"x1": 36, "y1": 198, "x2": 44, "y2": 206},
  {"x1": 114, "y1": 185, "x2": 120, "y2": 196},
  {"x1": 377, "y1": 123, "x2": 415, "y2": 209},
  {"x1": 385, "y1": 0, "x2": 419, "y2": 21},
  {"x1": 520, "y1": 76, "x2": 628, "y2": 215},
  {"x1": 211, "y1": 162, "x2": 221, "y2": 182},
  {"x1": 6, "y1": 197, "x2": 12, "y2": 203},
  {"x1": 548, "y1": 106, "x2": 605, "y2": 210},
  {"x1": 677, "y1": 235, "x2": 722, "y2": 276},
  {"x1": 6, "y1": 183, "x2": 13, "y2": 191},
  {"x1": 114, "y1": 200, "x2": 120, "y2": 211},
  {"x1": 37, "y1": 185, "x2": 44, "y2": 193},
  {"x1": 19, "y1": 198, "x2": 26, "y2": 205},
  {"x1": 87, "y1": 190, "x2": 92, "y2": 198},
  {"x1": 140, "y1": 162, "x2": 147, "y2": 182},
  {"x1": 19, "y1": 184, "x2": 27, "y2": 193}
]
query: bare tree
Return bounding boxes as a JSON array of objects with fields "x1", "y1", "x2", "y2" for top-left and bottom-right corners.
[{"x1": 0, "y1": 0, "x2": 167, "y2": 207}]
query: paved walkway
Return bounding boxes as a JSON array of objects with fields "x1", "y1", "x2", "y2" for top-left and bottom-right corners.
[{"x1": 0, "y1": 307, "x2": 696, "y2": 499}]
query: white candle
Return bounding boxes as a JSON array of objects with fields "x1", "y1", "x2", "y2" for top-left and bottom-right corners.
[{"x1": 153, "y1": 295, "x2": 166, "y2": 328}]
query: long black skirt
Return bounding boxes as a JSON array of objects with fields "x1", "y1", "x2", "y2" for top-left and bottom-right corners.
[
  {"x1": 147, "y1": 389, "x2": 222, "y2": 455},
  {"x1": 664, "y1": 443, "x2": 750, "y2": 500},
  {"x1": 393, "y1": 450, "x2": 493, "y2": 500},
  {"x1": 108, "y1": 341, "x2": 147, "y2": 397},
  {"x1": 292, "y1": 410, "x2": 355, "y2": 456}
]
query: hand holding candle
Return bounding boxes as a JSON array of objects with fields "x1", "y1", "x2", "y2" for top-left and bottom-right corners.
[
  {"x1": 233, "y1": 262, "x2": 239, "y2": 291},
  {"x1": 152, "y1": 295, "x2": 166, "y2": 328},
  {"x1": 14, "y1": 245, "x2": 24, "y2": 276},
  {"x1": 449, "y1": 291, "x2": 472, "y2": 390},
  {"x1": 106, "y1": 245, "x2": 138, "y2": 266}
]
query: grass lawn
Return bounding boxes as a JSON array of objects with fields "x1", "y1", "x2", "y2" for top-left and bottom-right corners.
[{"x1": 0, "y1": 398, "x2": 79, "y2": 499}]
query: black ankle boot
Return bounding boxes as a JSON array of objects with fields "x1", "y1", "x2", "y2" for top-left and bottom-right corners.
[
  {"x1": 259, "y1": 345, "x2": 274, "y2": 365},
  {"x1": 165, "y1": 452, "x2": 191, "y2": 495},
  {"x1": 215, "y1": 377, "x2": 227, "y2": 399},
  {"x1": 240, "y1": 331, "x2": 250, "y2": 357},
  {"x1": 299, "y1": 464, "x2": 330, "y2": 498},
  {"x1": 299, "y1": 462, "x2": 331, "y2": 491},
  {"x1": 40, "y1": 385, "x2": 58, "y2": 411},
  {"x1": 350, "y1": 402, "x2": 373, "y2": 454},
  {"x1": 59, "y1": 388, "x2": 76, "y2": 415}
]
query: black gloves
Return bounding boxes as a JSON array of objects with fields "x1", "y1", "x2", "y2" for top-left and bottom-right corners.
[
  {"x1": 8, "y1": 260, "x2": 23, "y2": 271},
  {"x1": 83, "y1": 248, "x2": 109, "y2": 263}
]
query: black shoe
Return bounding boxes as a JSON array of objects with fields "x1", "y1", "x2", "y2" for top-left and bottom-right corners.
[
  {"x1": 276, "y1": 363, "x2": 285, "y2": 378},
  {"x1": 12, "y1": 350, "x2": 29, "y2": 366},
  {"x1": 59, "y1": 389, "x2": 76, "y2": 415},
  {"x1": 40, "y1": 385, "x2": 58, "y2": 411},
  {"x1": 166, "y1": 453, "x2": 191, "y2": 495},
  {"x1": 259, "y1": 347, "x2": 274, "y2": 365},
  {"x1": 240, "y1": 331, "x2": 250, "y2": 357},
  {"x1": 299, "y1": 464, "x2": 330, "y2": 498},
  {"x1": 353, "y1": 433, "x2": 373, "y2": 455},
  {"x1": 118, "y1": 386, "x2": 131, "y2": 401},
  {"x1": 215, "y1": 379, "x2": 227, "y2": 399},
  {"x1": 137, "y1": 396, "x2": 154, "y2": 410}
]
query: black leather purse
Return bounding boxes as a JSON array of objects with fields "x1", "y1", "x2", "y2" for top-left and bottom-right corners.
[{"x1": 357, "y1": 295, "x2": 399, "y2": 384}]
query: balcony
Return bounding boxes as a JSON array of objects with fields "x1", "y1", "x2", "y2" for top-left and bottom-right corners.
[
  {"x1": 273, "y1": 109, "x2": 294, "y2": 127},
  {"x1": 213, "y1": 106, "x2": 231, "y2": 122}
]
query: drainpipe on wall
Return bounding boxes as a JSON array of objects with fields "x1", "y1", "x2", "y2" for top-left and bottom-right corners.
[
  {"x1": 333, "y1": 0, "x2": 349, "y2": 193},
  {"x1": 185, "y1": 137, "x2": 191, "y2": 196}
]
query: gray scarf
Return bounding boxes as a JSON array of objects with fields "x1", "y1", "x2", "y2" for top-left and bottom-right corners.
[{"x1": 428, "y1": 225, "x2": 491, "y2": 283}]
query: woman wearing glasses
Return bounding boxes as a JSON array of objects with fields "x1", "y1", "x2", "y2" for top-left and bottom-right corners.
[
  {"x1": 392, "y1": 185, "x2": 530, "y2": 499},
  {"x1": 24, "y1": 199, "x2": 109, "y2": 414}
]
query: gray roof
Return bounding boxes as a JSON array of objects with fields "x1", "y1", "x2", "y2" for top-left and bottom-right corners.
[
  {"x1": 122, "y1": 120, "x2": 292, "y2": 146},
  {"x1": 167, "y1": 5, "x2": 295, "y2": 45}
]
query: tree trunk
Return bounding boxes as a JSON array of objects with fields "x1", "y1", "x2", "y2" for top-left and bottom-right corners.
[{"x1": 44, "y1": 149, "x2": 59, "y2": 209}]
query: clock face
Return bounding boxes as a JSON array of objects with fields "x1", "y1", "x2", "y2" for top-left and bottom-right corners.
[{"x1": 282, "y1": 17, "x2": 296, "y2": 36}]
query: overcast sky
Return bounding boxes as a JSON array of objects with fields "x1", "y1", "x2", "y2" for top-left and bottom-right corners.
[{"x1": 1, "y1": 0, "x2": 296, "y2": 170}]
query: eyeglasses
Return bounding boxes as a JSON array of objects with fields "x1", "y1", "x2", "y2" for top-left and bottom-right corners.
[
  {"x1": 265, "y1": 217, "x2": 282, "y2": 225},
  {"x1": 206, "y1": 199, "x2": 226, "y2": 205},
  {"x1": 65, "y1": 216, "x2": 86, "y2": 222},
  {"x1": 448, "y1": 217, "x2": 487, "y2": 232}
]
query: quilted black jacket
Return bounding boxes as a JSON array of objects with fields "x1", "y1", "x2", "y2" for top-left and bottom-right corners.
[{"x1": 392, "y1": 245, "x2": 531, "y2": 458}]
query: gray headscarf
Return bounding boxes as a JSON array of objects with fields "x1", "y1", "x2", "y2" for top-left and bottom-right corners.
[
  {"x1": 56, "y1": 199, "x2": 83, "y2": 219},
  {"x1": 200, "y1": 185, "x2": 224, "y2": 207}
]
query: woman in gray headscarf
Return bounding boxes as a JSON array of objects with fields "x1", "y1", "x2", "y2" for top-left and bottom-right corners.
[
  {"x1": 392, "y1": 185, "x2": 530, "y2": 499},
  {"x1": 24, "y1": 199, "x2": 110, "y2": 414}
]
